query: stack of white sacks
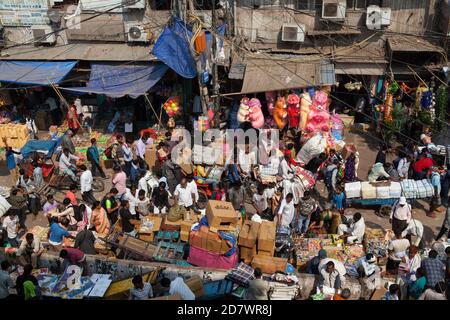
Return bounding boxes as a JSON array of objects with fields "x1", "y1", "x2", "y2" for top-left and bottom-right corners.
[{"x1": 344, "y1": 180, "x2": 433, "y2": 200}]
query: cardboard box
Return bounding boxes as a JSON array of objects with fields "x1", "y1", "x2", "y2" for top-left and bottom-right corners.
[
  {"x1": 180, "y1": 230, "x2": 190, "y2": 242},
  {"x1": 251, "y1": 255, "x2": 287, "y2": 275},
  {"x1": 258, "y1": 245, "x2": 274, "y2": 257},
  {"x1": 258, "y1": 221, "x2": 276, "y2": 252},
  {"x1": 145, "y1": 146, "x2": 157, "y2": 171},
  {"x1": 239, "y1": 246, "x2": 257, "y2": 264},
  {"x1": 370, "y1": 288, "x2": 387, "y2": 300},
  {"x1": 238, "y1": 220, "x2": 261, "y2": 248},
  {"x1": 206, "y1": 200, "x2": 239, "y2": 231},
  {"x1": 189, "y1": 226, "x2": 230, "y2": 255},
  {"x1": 185, "y1": 275, "x2": 204, "y2": 298},
  {"x1": 149, "y1": 294, "x2": 182, "y2": 300}
]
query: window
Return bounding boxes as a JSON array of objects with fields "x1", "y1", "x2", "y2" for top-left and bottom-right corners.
[
  {"x1": 346, "y1": 0, "x2": 381, "y2": 10},
  {"x1": 294, "y1": 0, "x2": 317, "y2": 11}
]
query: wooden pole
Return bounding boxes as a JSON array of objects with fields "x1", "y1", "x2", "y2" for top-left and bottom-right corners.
[{"x1": 144, "y1": 94, "x2": 162, "y2": 126}]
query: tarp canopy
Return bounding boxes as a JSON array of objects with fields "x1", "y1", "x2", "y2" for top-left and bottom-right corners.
[
  {"x1": 61, "y1": 62, "x2": 168, "y2": 98},
  {"x1": 21, "y1": 140, "x2": 58, "y2": 159},
  {"x1": 152, "y1": 17, "x2": 226, "y2": 79},
  {"x1": 0, "y1": 60, "x2": 77, "y2": 85}
]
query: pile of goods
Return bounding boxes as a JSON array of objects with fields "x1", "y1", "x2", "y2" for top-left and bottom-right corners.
[
  {"x1": 344, "y1": 180, "x2": 431, "y2": 199},
  {"x1": 0, "y1": 123, "x2": 29, "y2": 148}
]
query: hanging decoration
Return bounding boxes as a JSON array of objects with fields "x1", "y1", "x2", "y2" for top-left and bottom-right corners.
[
  {"x1": 237, "y1": 97, "x2": 250, "y2": 123},
  {"x1": 305, "y1": 91, "x2": 330, "y2": 134},
  {"x1": 287, "y1": 93, "x2": 300, "y2": 128},
  {"x1": 248, "y1": 98, "x2": 265, "y2": 129},
  {"x1": 273, "y1": 96, "x2": 288, "y2": 129},
  {"x1": 163, "y1": 96, "x2": 180, "y2": 118},
  {"x1": 384, "y1": 93, "x2": 393, "y2": 123},
  {"x1": 434, "y1": 84, "x2": 448, "y2": 132}
]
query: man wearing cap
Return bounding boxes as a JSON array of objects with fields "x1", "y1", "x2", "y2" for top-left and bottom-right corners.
[{"x1": 390, "y1": 196, "x2": 412, "y2": 235}]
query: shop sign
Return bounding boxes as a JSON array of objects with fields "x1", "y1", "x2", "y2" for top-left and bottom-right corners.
[{"x1": 0, "y1": 0, "x2": 50, "y2": 26}]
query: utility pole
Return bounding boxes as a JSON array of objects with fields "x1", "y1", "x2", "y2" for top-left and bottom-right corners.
[
  {"x1": 187, "y1": 0, "x2": 209, "y2": 115},
  {"x1": 211, "y1": 0, "x2": 220, "y2": 127}
]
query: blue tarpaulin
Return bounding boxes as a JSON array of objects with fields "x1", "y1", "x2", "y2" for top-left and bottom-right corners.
[
  {"x1": 61, "y1": 62, "x2": 168, "y2": 98},
  {"x1": 152, "y1": 18, "x2": 197, "y2": 79},
  {"x1": 152, "y1": 17, "x2": 226, "y2": 79},
  {"x1": 21, "y1": 140, "x2": 58, "y2": 158},
  {"x1": 0, "y1": 60, "x2": 77, "y2": 85}
]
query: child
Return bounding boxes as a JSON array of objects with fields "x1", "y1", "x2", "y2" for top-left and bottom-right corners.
[
  {"x1": 156, "y1": 142, "x2": 168, "y2": 164},
  {"x1": 135, "y1": 189, "x2": 150, "y2": 217},
  {"x1": 332, "y1": 186, "x2": 345, "y2": 215},
  {"x1": 211, "y1": 183, "x2": 226, "y2": 201}
]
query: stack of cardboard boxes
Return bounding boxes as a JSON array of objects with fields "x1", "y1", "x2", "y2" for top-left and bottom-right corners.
[
  {"x1": 237, "y1": 220, "x2": 288, "y2": 274},
  {"x1": 188, "y1": 200, "x2": 239, "y2": 256}
]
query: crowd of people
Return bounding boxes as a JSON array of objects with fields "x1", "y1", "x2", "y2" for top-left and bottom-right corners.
[{"x1": 1, "y1": 115, "x2": 450, "y2": 300}]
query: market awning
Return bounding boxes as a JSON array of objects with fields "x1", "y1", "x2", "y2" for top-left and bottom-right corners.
[
  {"x1": 0, "y1": 60, "x2": 77, "y2": 85},
  {"x1": 387, "y1": 35, "x2": 444, "y2": 53},
  {"x1": 240, "y1": 56, "x2": 335, "y2": 94},
  {"x1": 335, "y1": 62, "x2": 386, "y2": 76},
  {"x1": 61, "y1": 62, "x2": 168, "y2": 99}
]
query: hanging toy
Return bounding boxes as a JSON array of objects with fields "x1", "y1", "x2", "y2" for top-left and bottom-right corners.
[
  {"x1": 273, "y1": 96, "x2": 288, "y2": 129},
  {"x1": 248, "y1": 98, "x2": 265, "y2": 129},
  {"x1": 307, "y1": 87, "x2": 315, "y2": 98},
  {"x1": 388, "y1": 81, "x2": 400, "y2": 94},
  {"x1": 237, "y1": 97, "x2": 250, "y2": 123},
  {"x1": 163, "y1": 96, "x2": 180, "y2": 118},
  {"x1": 287, "y1": 93, "x2": 300, "y2": 128},
  {"x1": 265, "y1": 91, "x2": 276, "y2": 115},
  {"x1": 299, "y1": 92, "x2": 312, "y2": 132},
  {"x1": 305, "y1": 91, "x2": 330, "y2": 133},
  {"x1": 384, "y1": 93, "x2": 393, "y2": 123},
  {"x1": 400, "y1": 82, "x2": 412, "y2": 94}
]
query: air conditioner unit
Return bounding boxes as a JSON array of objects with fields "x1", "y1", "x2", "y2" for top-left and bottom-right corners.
[
  {"x1": 31, "y1": 26, "x2": 56, "y2": 44},
  {"x1": 123, "y1": 0, "x2": 146, "y2": 9},
  {"x1": 380, "y1": 8, "x2": 391, "y2": 26},
  {"x1": 281, "y1": 24, "x2": 305, "y2": 42},
  {"x1": 125, "y1": 23, "x2": 149, "y2": 42},
  {"x1": 366, "y1": 5, "x2": 382, "y2": 30},
  {"x1": 322, "y1": 0, "x2": 346, "y2": 21},
  {"x1": 366, "y1": 5, "x2": 391, "y2": 30}
]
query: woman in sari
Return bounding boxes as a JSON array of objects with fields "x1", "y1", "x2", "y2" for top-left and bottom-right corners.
[
  {"x1": 66, "y1": 100, "x2": 80, "y2": 134},
  {"x1": 90, "y1": 201, "x2": 110, "y2": 237}
]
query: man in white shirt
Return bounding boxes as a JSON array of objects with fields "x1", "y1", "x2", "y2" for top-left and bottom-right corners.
[
  {"x1": 174, "y1": 178, "x2": 195, "y2": 209},
  {"x1": 80, "y1": 165, "x2": 95, "y2": 205},
  {"x1": 138, "y1": 171, "x2": 150, "y2": 196},
  {"x1": 280, "y1": 154, "x2": 295, "y2": 180},
  {"x1": 401, "y1": 219, "x2": 424, "y2": 247},
  {"x1": 277, "y1": 193, "x2": 295, "y2": 227},
  {"x1": 136, "y1": 133, "x2": 151, "y2": 161},
  {"x1": 252, "y1": 185, "x2": 271, "y2": 218},
  {"x1": 390, "y1": 196, "x2": 412, "y2": 235},
  {"x1": 338, "y1": 212, "x2": 366, "y2": 243},
  {"x1": 186, "y1": 174, "x2": 199, "y2": 203},
  {"x1": 59, "y1": 148, "x2": 80, "y2": 182},
  {"x1": 238, "y1": 145, "x2": 257, "y2": 177},
  {"x1": 74, "y1": 98, "x2": 83, "y2": 116},
  {"x1": 2, "y1": 212, "x2": 19, "y2": 247}
]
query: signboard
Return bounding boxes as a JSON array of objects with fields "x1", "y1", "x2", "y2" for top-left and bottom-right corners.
[{"x1": 0, "y1": 0, "x2": 50, "y2": 26}]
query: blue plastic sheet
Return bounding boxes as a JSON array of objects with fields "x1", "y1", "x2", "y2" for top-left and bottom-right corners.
[
  {"x1": 61, "y1": 62, "x2": 168, "y2": 98},
  {"x1": 21, "y1": 140, "x2": 58, "y2": 158},
  {"x1": 0, "y1": 60, "x2": 77, "y2": 85},
  {"x1": 152, "y1": 18, "x2": 226, "y2": 79}
]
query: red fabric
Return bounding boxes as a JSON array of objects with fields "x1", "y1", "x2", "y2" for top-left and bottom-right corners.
[
  {"x1": 65, "y1": 191, "x2": 78, "y2": 205},
  {"x1": 187, "y1": 245, "x2": 238, "y2": 269},
  {"x1": 66, "y1": 105, "x2": 80, "y2": 130},
  {"x1": 41, "y1": 164, "x2": 54, "y2": 178},
  {"x1": 413, "y1": 157, "x2": 435, "y2": 173},
  {"x1": 287, "y1": 105, "x2": 300, "y2": 127},
  {"x1": 64, "y1": 247, "x2": 85, "y2": 265}
]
